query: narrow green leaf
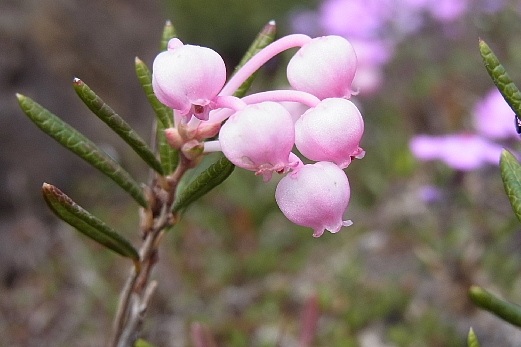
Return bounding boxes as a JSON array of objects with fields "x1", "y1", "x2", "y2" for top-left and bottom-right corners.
[
  {"x1": 160, "y1": 20, "x2": 177, "y2": 51},
  {"x1": 42, "y1": 183, "x2": 139, "y2": 262},
  {"x1": 172, "y1": 155, "x2": 235, "y2": 213},
  {"x1": 469, "y1": 285, "x2": 521, "y2": 327},
  {"x1": 134, "y1": 58, "x2": 178, "y2": 174},
  {"x1": 134, "y1": 58, "x2": 173, "y2": 129},
  {"x1": 467, "y1": 328, "x2": 480, "y2": 347},
  {"x1": 479, "y1": 39, "x2": 521, "y2": 117},
  {"x1": 232, "y1": 20, "x2": 277, "y2": 98},
  {"x1": 17, "y1": 94, "x2": 147, "y2": 207},
  {"x1": 73, "y1": 78, "x2": 163, "y2": 174},
  {"x1": 134, "y1": 339, "x2": 156, "y2": 347},
  {"x1": 500, "y1": 149, "x2": 521, "y2": 222},
  {"x1": 156, "y1": 121, "x2": 178, "y2": 174}
]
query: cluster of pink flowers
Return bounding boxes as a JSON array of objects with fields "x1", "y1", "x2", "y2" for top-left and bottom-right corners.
[
  {"x1": 152, "y1": 34, "x2": 365, "y2": 237},
  {"x1": 410, "y1": 88, "x2": 517, "y2": 171}
]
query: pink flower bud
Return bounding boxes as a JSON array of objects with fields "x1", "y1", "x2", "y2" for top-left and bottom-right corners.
[
  {"x1": 152, "y1": 38, "x2": 226, "y2": 121},
  {"x1": 287, "y1": 35, "x2": 357, "y2": 99},
  {"x1": 295, "y1": 98, "x2": 364, "y2": 168},
  {"x1": 275, "y1": 161, "x2": 352, "y2": 237},
  {"x1": 219, "y1": 102, "x2": 298, "y2": 181}
]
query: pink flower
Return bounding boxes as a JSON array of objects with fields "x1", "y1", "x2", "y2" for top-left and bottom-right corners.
[
  {"x1": 473, "y1": 88, "x2": 517, "y2": 140},
  {"x1": 152, "y1": 38, "x2": 226, "y2": 121},
  {"x1": 295, "y1": 98, "x2": 365, "y2": 168},
  {"x1": 287, "y1": 35, "x2": 357, "y2": 99},
  {"x1": 409, "y1": 133, "x2": 502, "y2": 171},
  {"x1": 218, "y1": 102, "x2": 299, "y2": 181},
  {"x1": 275, "y1": 161, "x2": 352, "y2": 237}
]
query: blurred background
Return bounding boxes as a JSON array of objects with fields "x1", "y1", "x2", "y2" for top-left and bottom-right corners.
[{"x1": 4, "y1": 0, "x2": 521, "y2": 345}]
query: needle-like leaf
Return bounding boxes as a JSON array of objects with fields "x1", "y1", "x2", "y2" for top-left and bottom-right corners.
[
  {"x1": 135, "y1": 58, "x2": 178, "y2": 174},
  {"x1": 160, "y1": 20, "x2": 176, "y2": 52},
  {"x1": 17, "y1": 94, "x2": 147, "y2": 207},
  {"x1": 469, "y1": 285, "x2": 521, "y2": 327},
  {"x1": 172, "y1": 154, "x2": 235, "y2": 213},
  {"x1": 467, "y1": 328, "x2": 480, "y2": 347},
  {"x1": 42, "y1": 183, "x2": 140, "y2": 264},
  {"x1": 479, "y1": 39, "x2": 521, "y2": 118},
  {"x1": 500, "y1": 149, "x2": 521, "y2": 222},
  {"x1": 135, "y1": 58, "x2": 173, "y2": 129},
  {"x1": 73, "y1": 78, "x2": 163, "y2": 174}
]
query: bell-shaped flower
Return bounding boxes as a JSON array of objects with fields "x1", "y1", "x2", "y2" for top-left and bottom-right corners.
[
  {"x1": 152, "y1": 38, "x2": 226, "y2": 121},
  {"x1": 219, "y1": 102, "x2": 298, "y2": 181},
  {"x1": 275, "y1": 161, "x2": 352, "y2": 237},
  {"x1": 295, "y1": 98, "x2": 364, "y2": 168},
  {"x1": 287, "y1": 35, "x2": 357, "y2": 99}
]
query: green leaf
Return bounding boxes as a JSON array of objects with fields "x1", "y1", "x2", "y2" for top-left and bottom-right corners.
[
  {"x1": 134, "y1": 58, "x2": 178, "y2": 174},
  {"x1": 160, "y1": 20, "x2": 177, "y2": 51},
  {"x1": 156, "y1": 121, "x2": 178, "y2": 175},
  {"x1": 469, "y1": 285, "x2": 521, "y2": 327},
  {"x1": 135, "y1": 21, "x2": 179, "y2": 175},
  {"x1": 134, "y1": 339, "x2": 156, "y2": 347},
  {"x1": 467, "y1": 328, "x2": 480, "y2": 347},
  {"x1": 479, "y1": 39, "x2": 521, "y2": 117},
  {"x1": 232, "y1": 20, "x2": 277, "y2": 98},
  {"x1": 73, "y1": 78, "x2": 163, "y2": 174},
  {"x1": 172, "y1": 154, "x2": 235, "y2": 213},
  {"x1": 500, "y1": 149, "x2": 521, "y2": 222},
  {"x1": 42, "y1": 183, "x2": 139, "y2": 263},
  {"x1": 16, "y1": 94, "x2": 147, "y2": 207},
  {"x1": 134, "y1": 58, "x2": 173, "y2": 129}
]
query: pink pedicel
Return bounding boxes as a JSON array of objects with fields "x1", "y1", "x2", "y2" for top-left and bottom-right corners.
[
  {"x1": 295, "y1": 98, "x2": 365, "y2": 168},
  {"x1": 152, "y1": 38, "x2": 226, "y2": 121},
  {"x1": 287, "y1": 35, "x2": 357, "y2": 99},
  {"x1": 275, "y1": 161, "x2": 352, "y2": 238},
  {"x1": 218, "y1": 102, "x2": 299, "y2": 181}
]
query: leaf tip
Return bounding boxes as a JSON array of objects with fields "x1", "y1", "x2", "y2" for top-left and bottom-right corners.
[
  {"x1": 41, "y1": 182, "x2": 55, "y2": 200},
  {"x1": 15, "y1": 93, "x2": 25, "y2": 102},
  {"x1": 73, "y1": 77, "x2": 82, "y2": 85},
  {"x1": 500, "y1": 148, "x2": 515, "y2": 163},
  {"x1": 263, "y1": 20, "x2": 277, "y2": 34},
  {"x1": 469, "y1": 285, "x2": 481, "y2": 296}
]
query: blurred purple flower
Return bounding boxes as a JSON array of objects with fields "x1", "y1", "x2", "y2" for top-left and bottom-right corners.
[
  {"x1": 426, "y1": 0, "x2": 469, "y2": 22},
  {"x1": 473, "y1": 88, "x2": 517, "y2": 140},
  {"x1": 409, "y1": 133, "x2": 502, "y2": 171},
  {"x1": 319, "y1": 0, "x2": 392, "y2": 38},
  {"x1": 350, "y1": 39, "x2": 394, "y2": 93}
]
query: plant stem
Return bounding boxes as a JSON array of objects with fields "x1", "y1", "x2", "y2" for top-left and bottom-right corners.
[{"x1": 109, "y1": 155, "x2": 191, "y2": 347}]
